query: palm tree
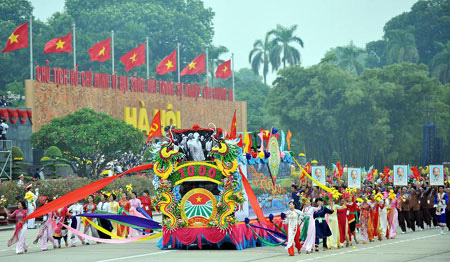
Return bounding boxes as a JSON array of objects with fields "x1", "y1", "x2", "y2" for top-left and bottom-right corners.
[
  {"x1": 429, "y1": 41, "x2": 450, "y2": 83},
  {"x1": 384, "y1": 29, "x2": 419, "y2": 64},
  {"x1": 336, "y1": 43, "x2": 365, "y2": 75},
  {"x1": 268, "y1": 24, "x2": 304, "y2": 70},
  {"x1": 319, "y1": 53, "x2": 337, "y2": 65},
  {"x1": 248, "y1": 33, "x2": 272, "y2": 84},
  {"x1": 207, "y1": 45, "x2": 229, "y2": 85},
  {"x1": 322, "y1": 43, "x2": 366, "y2": 74}
]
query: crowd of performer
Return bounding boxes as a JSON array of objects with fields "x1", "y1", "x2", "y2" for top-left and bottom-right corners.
[
  {"x1": 3, "y1": 178, "x2": 450, "y2": 256},
  {"x1": 283, "y1": 183, "x2": 450, "y2": 256},
  {"x1": 3, "y1": 185, "x2": 154, "y2": 254}
]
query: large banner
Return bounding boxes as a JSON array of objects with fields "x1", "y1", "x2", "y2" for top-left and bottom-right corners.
[
  {"x1": 246, "y1": 162, "x2": 291, "y2": 218},
  {"x1": 26, "y1": 80, "x2": 247, "y2": 133}
]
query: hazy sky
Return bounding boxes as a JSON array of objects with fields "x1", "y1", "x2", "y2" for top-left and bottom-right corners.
[{"x1": 30, "y1": 0, "x2": 417, "y2": 84}]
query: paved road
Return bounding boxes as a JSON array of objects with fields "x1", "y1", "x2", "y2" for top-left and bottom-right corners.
[{"x1": 0, "y1": 227, "x2": 449, "y2": 262}]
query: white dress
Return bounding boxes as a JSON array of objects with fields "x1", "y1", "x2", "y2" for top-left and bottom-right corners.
[
  {"x1": 26, "y1": 190, "x2": 38, "y2": 229},
  {"x1": 284, "y1": 209, "x2": 303, "y2": 250},
  {"x1": 379, "y1": 199, "x2": 389, "y2": 236}
]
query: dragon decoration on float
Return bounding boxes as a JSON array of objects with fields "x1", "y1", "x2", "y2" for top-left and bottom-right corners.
[{"x1": 152, "y1": 125, "x2": 244, "y2": 232}]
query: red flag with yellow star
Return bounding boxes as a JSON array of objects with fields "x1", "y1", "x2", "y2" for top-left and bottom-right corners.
[
  {"x1": 2, "y1": 22, "x2": 28, "y2": 53},
  {"x1": 229, "y1": 110, "x2": 237, "y2": 139},
  {"x1": 43, "y1": 31, "x2": 72, "y2": 54},
  {"x1": 146, "y1": 111, "x2": 162, "y2": 143},
  {"x1": 120, "y1": 43, "x2": 145, "y2": 72},
  {"x1": 180, "y1": 53, "x2": 205, "y2": 76},
  {"x1": 215, "y1": 60, "x2": 231, "y2": 79},
  {"x1": 88, "y1": 37, "x2": 111, "y2": 62},
  {"x1": 156, "y1": 49, "x2": 176, "y2": 75}
]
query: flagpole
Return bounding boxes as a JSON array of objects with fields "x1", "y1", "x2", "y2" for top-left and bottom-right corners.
[
  {"x1": 177, "y1": 42, "x2": 180, "y2": 83},
  {"x1": 73, "y1": 23, "x2": 76, "y2": 70},
  {"x1": 206, "y1": 47, "x2": 209, "y2": 84},
  {"x1": 146, "y1": 36, "x2": 149, "y2": 79},
  {"x1": 232, "y1": 53, "x2": 235, "y2": 101},
  {"x1": 29, "y1": 16, "x2": 33, "y2": 80},
  {"x1": 111, "y1": 30, "x2": 114, "y2": 75}
]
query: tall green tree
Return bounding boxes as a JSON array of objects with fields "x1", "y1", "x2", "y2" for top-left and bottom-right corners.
[
  {"x1": 248, "y1": 33, "x2": 272, "y2": 84},
  {"x1": 31, "y1": 108, "x2": 144, "y2": 177},
  {"x1": 383, "y1": 0, "x2": 450, "y2": 65},
  {"x1": 384, "y1": 29, "x2": 419, "y2": 64},
  {"x1": 268, "y1": 24, "x2": 304, "y2": 70},
  {"x1": 429, "y1": 41, "x2": 450, "y2": 84},
  {"x1": 323, "y1": 42, "x2": 367, "y2": 75},
  {"x1": 234, "y1": 68, "x2": 275, "y2": 131},
  {"x1": 267, "y1": 63, "x2": 450, "y2": 168}
]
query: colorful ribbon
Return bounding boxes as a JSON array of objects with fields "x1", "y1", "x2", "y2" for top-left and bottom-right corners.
[
  {"x1": 245, "y1": 224, "x2": 286, "y2": 246},
  {"x1": 81, "y1": 217, "x2": 123, "y2": 239},
  {"x1": 248, "y1": 224, "x2": 286, "y2": 239},
  {"x1": 22, "y1": 164, "x2": 154, "y2": 223},
  {"x1": 77, "y1": 213, "x2": 161, "y2": 229},
  {"x1": 61, "y1": 223, "x2": 162, "y2": 244}
]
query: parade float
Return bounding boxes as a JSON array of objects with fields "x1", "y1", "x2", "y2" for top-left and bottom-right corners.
[
  {"x1": 19, "y1": 124, "x2": 317, "y2": 250},
  {"x1": 151, "y1": 125, "x2": 293, "y2": 249}
]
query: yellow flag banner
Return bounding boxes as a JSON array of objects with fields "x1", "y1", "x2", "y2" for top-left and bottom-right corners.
[{"x1": 293, "y1": 157, "x2": 341, "y2": 198}]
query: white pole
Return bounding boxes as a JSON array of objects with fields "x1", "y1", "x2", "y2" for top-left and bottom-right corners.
[
  {"x1": 29, "y1": 16, "x2": 33, "y2": 79},
  {"x1": 111, "y1": 30, "x2": 114, "y2": 75},
  {"x1": 177, "y1": 42, "x2": 180, "y2": 83},
  {"x1": 73, "y1": 23, "x2": 76, "y2": 70},
  {"x1": 146, "y1": 36, "x2": 149, "y2": 79},
  {"x1": 232, "y1": 53, "x2": 235, "y2": 101},
  {"x1": 206, "y1": 47, "x2": 209, "y2": 84}
]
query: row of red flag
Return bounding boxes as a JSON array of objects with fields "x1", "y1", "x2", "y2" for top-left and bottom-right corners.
[{"x1": 2, "y1": 22, "x2": 232, "y2": 79}]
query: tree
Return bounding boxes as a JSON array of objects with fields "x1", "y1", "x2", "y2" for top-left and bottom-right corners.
[
  {"x1": 234, "y1": 68, "x2": 276, "y2": 131},
  {"x1": 323, "y1": 42, "x2": 367, "y2": 75},
  {"x1": 429, "y1": 41, "x2": 450, "y2": 84},
  {"x1": 384, "y1": 29, "x2": 419, "y2": 64},
  {"x1": 269, "y1": 24, "x2": 304, "y2": 70},
  {"x1": 31, "y1": 108, "x2": 144, "y2": 177},
  {"x1": 248, "y1": 33, "x2": 272, "y2": 84},
  {"x1": 10, "y1": 146, "x2": 28, "y2": 179},
  {"x1": 267, "y1": 63, "x2": 450, "y2": 168},
  {"x1": 40, "y1": 146, "x2": 71, "y2": 178},
  {"x1": 383, "y1": 0, "x2": 450, "y2": 65},
  {"x1": 330, "y1": 151, "x2": 340, "y2": 165}
]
